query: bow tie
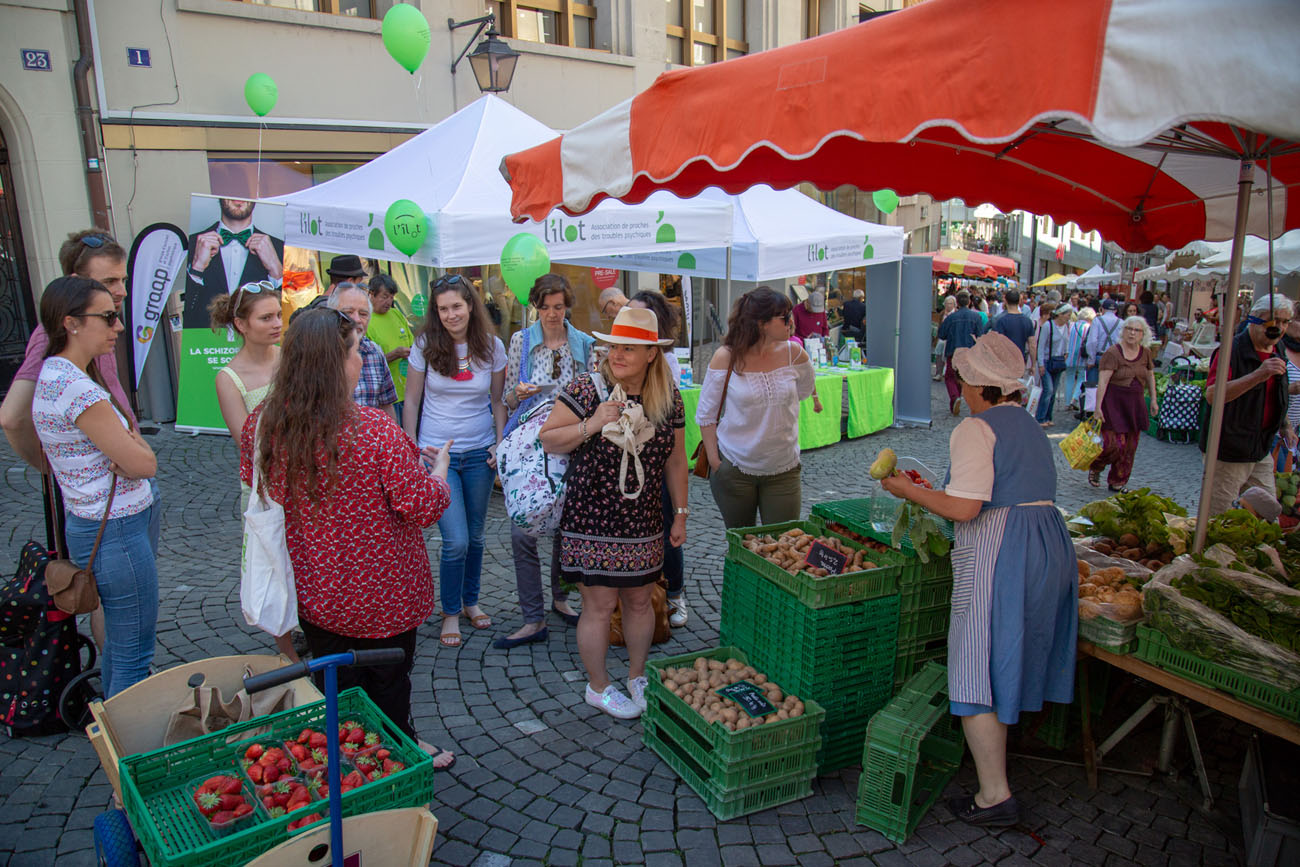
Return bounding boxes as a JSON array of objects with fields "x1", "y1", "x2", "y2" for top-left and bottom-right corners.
[{"x1": 219, "y1": 228, "x2": 252, "y2": 247}]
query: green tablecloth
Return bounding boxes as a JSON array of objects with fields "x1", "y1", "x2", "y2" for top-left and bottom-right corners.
[{"x1": 681, "y1": 366, "x2": 894, "y2": 468}]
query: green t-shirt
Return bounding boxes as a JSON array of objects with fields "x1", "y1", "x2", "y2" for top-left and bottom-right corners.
[{"x1": 366, "y1": 308, "x2": 415, "y2": 401}]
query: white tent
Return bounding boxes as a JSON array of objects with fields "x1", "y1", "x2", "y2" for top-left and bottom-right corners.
[
  {"x1": 271, "y1": 95, "x2": 732, "y2": 267},
  {"x1": 1134, "y1": 263, "x2": 1220, "y2": 282},
  {"x1": 567, "y1": 185, "x2": 904, "y2": 281},
  {"x1": 1169, "y1": 229, "x2": 1300, "y2": 276},
  {"x1": 1067, "y1": 264, "x2": 1121, "y2": 287}
]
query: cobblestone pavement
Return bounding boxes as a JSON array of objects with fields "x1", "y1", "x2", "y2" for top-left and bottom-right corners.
[{"x1": 0, "y1": 382, "x2": 1251, "y2": 866}]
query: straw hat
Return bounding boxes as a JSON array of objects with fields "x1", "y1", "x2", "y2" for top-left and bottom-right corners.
[
  {"x1": 592, "y1": 306, "x2": 673, "y2": 346},
  {"x1": 952, "y1": 332, "x2": 1026, "y2": 395}
]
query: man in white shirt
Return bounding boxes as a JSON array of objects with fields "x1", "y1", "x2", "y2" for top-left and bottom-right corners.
[
  {"x1": 183, "y1": 198, "x2": 283, "y2": 328},
  {"x1": 1084, "y1": 298, "x2": 1123, "y2": 386}
]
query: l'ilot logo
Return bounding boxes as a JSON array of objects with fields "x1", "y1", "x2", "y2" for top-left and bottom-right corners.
[
  {"x1": 544, "y1": 217, "x2": 588, "y2": 243},
  {"x1": 297, "y1": 212, "x2": 321, "y2": 236},
  {"x1": 656, "y1": 211, "x2": 677, "y2": 244},
  {"x1": 135, "y1": 325, "x2": 154, "y2": 344},
  {"x1": 807, "y1": 244, "x2": 828, "y2": 263}
]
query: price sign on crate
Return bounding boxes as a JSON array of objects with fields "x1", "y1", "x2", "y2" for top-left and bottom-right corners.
[
  {"x1": 715, "y1": 681, "x2": 776, "y2": 718},
  {"x1": 804, "y1": 540, "x2": 849, "y2": 574}
]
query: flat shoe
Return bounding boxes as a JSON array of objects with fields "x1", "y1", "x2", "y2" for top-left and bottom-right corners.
[
  {"x1": 551, "y1": 604, "x2": 580, "y2": 626},
  {"x1": 469, "y1": 614, "x2": 492, "y2": 630},
  {"x1": 947, "y1": 794, "x2": 1020, "y2": 827},
  {"x1": 419, "y1": 742, "x2": 456, "y2": 772},
  {"x1": 493, "y1": 627, "x2": 548, "y2": 649}
]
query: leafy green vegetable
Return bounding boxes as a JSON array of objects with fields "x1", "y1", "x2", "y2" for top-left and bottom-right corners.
[
  {"x1": 892, "y1": 502, "x2": 951, "y2": 564},
  {"x1": 1171, "y1": 567, "x2": 1300, "y2": 652},
  {"x1": 1077, "y1": 488, "x2": 1186, "y2": 546},
  {"x1": 1204, "y1": 509, "x2": 1283, "y2": 552}
]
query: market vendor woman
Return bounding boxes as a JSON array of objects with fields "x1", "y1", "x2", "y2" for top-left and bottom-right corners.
[{"x1": 880, "y1": 331, "x2": 1077, "y2": 827}]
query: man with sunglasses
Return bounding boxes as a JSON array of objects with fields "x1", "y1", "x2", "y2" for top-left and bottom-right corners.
[
  {"x1": 3, "y1": 230, "x2": 133, "y2": 469},
  {"x1": 184, "y1": 197, "x2": 283, "y2": 329}
]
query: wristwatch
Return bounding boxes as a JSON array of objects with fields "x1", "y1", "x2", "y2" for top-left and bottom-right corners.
[{"x1": 674, "y1": 507, "x2": 691, "y2": 517}]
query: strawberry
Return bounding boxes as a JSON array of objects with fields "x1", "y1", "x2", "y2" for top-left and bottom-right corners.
[
  {"x1": 264, "y1": 747, "x2": 285, "y2": 762},
  {"x1": 297, "y1": 728, "x2": 313, "y2": 744},
  {"x1": 211, "y1": 810, "x2": 236, "y2": 826},
  {"x1": 341, "y1": 770, "x2": 365, "y2": 792},
  {"x1": 267, "y1": 806, "x2": 286, "y2": 818},
  {"x1": 247, "y1": 763, "x2": 264, "y2": 785},
  {"x1": 270, "y1": 780, "x2": 292, "y2": 807},
  {"x1": 309, "y1": 732, "x2": 328, "y2": 750},
  {"x1": 220, "y1": 777, "x2": 243, "y2": 795},
  {"x1": 263, "y1": 795, "x2": 277, "y2": 810},
  {"x1": 345, "y1": 727, "x2": 366, "y2": 745},
  {"x1": 287, "y1": 796, "x2": 311, "y2": 812},
  {"x1": 375, "y1": 749, "x2": 390, "y2": 761},
  {"x1": 218, "y1": 793, "x2": 245, "y2": 811},
  {"x1": 288, "y1": 744, "x2": 308, "y2": 762},
  {"x1": 244, "y1": 743, "x2": 264, "y2": 761},
  {"x1": 309, "y1": 749, "x2": 326, "y2": 767},
  {"x1": 233, "y1": 802, "x2": 253, "y2": 817},
  {"x1": 364, "y1": 732, "x2": 380, "y2": 747},
  {"x1": 353, "y1": 754, "x2": 377, "y2": 774},
  {"x1": 288, "y1": 812, "x2": 323, "y2": 831},
  {"x1": 277, "y1": 757, "x2": 292, "y2": 773},
  {"x1": 263, "y1": 765, "x2": 281, "y2": 784},
  {"x1": 195, "y1": 792, "x2": 222, "y2": 816},
  {"x1": 382, "y1": 759, "x2": 405, "y2": 774}
]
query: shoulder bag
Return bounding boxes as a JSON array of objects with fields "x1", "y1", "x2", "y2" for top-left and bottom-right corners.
[
  {"x1": 45, "y1": 476, "x2": 116, "y2": 615},
  {"x1": 240, "y1": 419, "x2": 298, "y2": 637},
  {"x1": 691, "y1": 361, "x2": 734, "y2": 479}
]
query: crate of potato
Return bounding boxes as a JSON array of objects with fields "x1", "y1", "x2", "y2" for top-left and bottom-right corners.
[
  {"x1": 643, "y1": 648, "x2": 824, "y2": 820},
  {"x1": 1076, "y1": 561, "x2": 1143, "y2": 654},
  {"x1": 726, "y1": 520, "x2": 905, "y2": 608},
  {"x1": 813, "y1": 497, "x2": 955, "y2": 583}
]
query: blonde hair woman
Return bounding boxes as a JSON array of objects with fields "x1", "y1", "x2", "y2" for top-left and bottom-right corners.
[
  {"x1": 1089, "y1": 316, "x2": 1158, "y2": 492},
  {"x1": 539, "y1": 307, "x2": 688, "y2": 720}
]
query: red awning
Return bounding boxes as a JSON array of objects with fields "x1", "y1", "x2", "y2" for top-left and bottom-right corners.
[{"x1": 926, "y1": 249, "x2": 1017, "y2": 278}]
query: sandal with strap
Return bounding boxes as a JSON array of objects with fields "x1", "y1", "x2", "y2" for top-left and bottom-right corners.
[
  {"x1": 439, "y1": 616, "x2": 462, "y2": 648},
  {"x1": 1088, "y1": 469, "x2": 1102, "y2": 488},
  {"x1": 469, "y1": 613, "x2": 492, "y2": 630}
]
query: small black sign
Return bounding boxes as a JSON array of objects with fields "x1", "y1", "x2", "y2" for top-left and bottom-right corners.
[
  {"x1": 715, "y1": 681, "x2": 776, "y2": 718},
  {"x1": 21, "y1": 50, "x2": 51, "y2": 71},
  {"x1": 804, "y1": 540, "x2": 849, "y2": 574}
]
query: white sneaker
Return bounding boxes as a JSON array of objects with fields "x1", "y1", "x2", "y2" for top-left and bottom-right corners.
[
  {"x1": 585, "y1": 683, "x2": 642, "y2": 720},
  {"x1": 627, "y1": 676, "x2": 649, "y2": 712},
  {"x1": 668, "y1": 595, "x2": 688, "y2": 628}
]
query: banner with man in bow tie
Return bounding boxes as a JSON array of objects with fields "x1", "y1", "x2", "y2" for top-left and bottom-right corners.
[{"x1": 177, "y1": 194, "x2": 286, "y2": 433}]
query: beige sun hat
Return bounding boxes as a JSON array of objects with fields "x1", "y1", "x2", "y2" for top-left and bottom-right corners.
[
  {"x1": 952, "y1": 332, "x2": 1026, "y2": 394},
  {"x1": 591, "y1": 306, "x2": 674, "y2": 346}
]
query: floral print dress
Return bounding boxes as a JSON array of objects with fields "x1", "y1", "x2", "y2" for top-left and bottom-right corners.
[{"x1": 557, "y1": 373, "x2": 684, "y2": 588}]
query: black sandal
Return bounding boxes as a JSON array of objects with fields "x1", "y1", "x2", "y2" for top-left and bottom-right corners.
[
  {"x1": 1108, "y1": 485, "x2": 1128, "y2": 494},
  {"x1": 1088, "y1": 469, "x2": 1102, "y2": 488}
]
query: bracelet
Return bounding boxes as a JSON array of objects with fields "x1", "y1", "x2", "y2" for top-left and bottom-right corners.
[{"x1": 580, "y1": 418, "x2": 588, "y2": 439}]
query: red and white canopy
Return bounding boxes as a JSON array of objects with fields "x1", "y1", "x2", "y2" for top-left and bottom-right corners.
[
  {"x1": 927, "y1": 249, "x2": 1017, "y2": 278},
  {"x1": 503, "y1": 0, "x2": 1300, "y2": 252}
]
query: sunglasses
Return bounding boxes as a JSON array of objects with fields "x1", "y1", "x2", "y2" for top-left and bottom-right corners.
[
  {"x1": 231, "y1": 279, "x2": 276, "y2": 309},
  {"x1": 79, "y1": 233, "x2": 113, "y2": 250},
  {"x1": 431, "y1": 274, "x2": 470, "y2": 291},
  {"x1": 331, "y1": 308, "x2": 361, "y2": 332},
  {"x1": 80, "y1": 310, "x2": 121, "y2": 327},
  {"x1": 552, "y1": 348, "x2": 563, "y2": 380}
]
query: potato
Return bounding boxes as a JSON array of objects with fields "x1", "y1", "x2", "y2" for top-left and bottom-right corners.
[
  {"x1": 1118, "y1": 533, "x2": 1142, "y2": 549},
  {"x1": 767, "y1": 687, "x2": 784, "y2": 703},
  {"x1": 753, "y1": 674, "x2": 768, "y2": 685},
  {"x1": 1077, "y1": 560, "x2": 1091, "y2": 578}
]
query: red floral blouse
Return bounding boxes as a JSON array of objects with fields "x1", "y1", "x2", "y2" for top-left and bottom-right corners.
[{"x1": 240, "y1": 406, "x2": 449, "y2": 638}]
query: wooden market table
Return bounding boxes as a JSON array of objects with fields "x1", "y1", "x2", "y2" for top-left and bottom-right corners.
[
  {"x1": 1076, "y1": 640, "x2": 1300, "y2": 809},
  {"x1": 681, "y1": 366, "x2": 895, "y2": 469}
]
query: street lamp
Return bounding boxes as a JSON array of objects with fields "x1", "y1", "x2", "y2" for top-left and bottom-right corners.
[{"x1": 449, "y1": 13, "x2": 520, "y2": 94}]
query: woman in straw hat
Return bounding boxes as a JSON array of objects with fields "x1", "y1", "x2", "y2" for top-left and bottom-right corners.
[
  {"x1": 539, "y1": 306, "x2": 688, "y2": 721},
  {"x1": 881, "y1": 332, "x2": 1077, "y2": 829}
]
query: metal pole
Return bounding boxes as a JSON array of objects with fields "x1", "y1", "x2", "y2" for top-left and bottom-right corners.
[
  {"x1": 325, "y1": 664, "x2": 343, "y2": 867},
  {"x1": 1192, "y1": 161, "x2": 1254, "y2": 553}
]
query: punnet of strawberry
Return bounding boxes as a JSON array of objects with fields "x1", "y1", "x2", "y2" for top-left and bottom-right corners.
[
  {"x1": 285, "y1": 728, "x2": 331, "y2": 774},
  {"x1": 240, "y1": 741, "x2": 297, "y2": 787},
  {"x1": 351, "y1": 748, "x2": 406, "y2": 783},
  {"x1": 191, "y1": 774, "x2": 255, "y2": 829},
  {"x1": 260, "y1": 778, "x2": 315, "y2": 817},
  {"x1": 337, "y1": 719, "x2": 384, "y2": 757},
  {"x1": 309, "y1": 769, "x2": 368, "y2": 800},
  {"x1": 288, "y1": 812, "x2": 324, "y2": 832}
]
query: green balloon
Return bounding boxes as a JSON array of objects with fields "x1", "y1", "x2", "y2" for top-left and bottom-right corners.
[
  {"x1": 382, "y1": 3, "x2": 431, "y2": 74},
  {"x1": 384, "y1": 199, "x2": 429, "y2": 257},
  {"x1": 500, "y1": 233, "x2": 550, "y2": 304},
  {"x1": 244, "y1": 73, "x2": 278, "y2": 117},
  {"x1": 872, "y1": 189, "x2": 899, "y2": 214}
]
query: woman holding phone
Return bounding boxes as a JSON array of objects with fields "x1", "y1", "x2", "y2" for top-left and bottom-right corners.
[{"x1": 496, "y1": 274, "x2": 595, "y2": 647}]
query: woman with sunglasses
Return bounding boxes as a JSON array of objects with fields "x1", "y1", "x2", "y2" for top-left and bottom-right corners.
[
  {"x1": 242, "y1": 308, "x2": 456, "y2": 768},
  {"x1": 495, "y1": 274, "x2": 595, "y2": 648},
  {"x1": 32, "y1": 277, "x2": 159, "y2": 697},
  {"x1": 1089, "y1": 316, "x2": 1159, "y2": 492},
  {"x1": 697, "y1": 286, "x2": 817, "y2": 528},
  {"x1": 404, "y1": 274, "x2": 507, "y2": 649}
]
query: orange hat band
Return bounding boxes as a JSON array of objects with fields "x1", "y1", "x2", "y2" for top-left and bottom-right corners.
[{"x1": 610, "y1": 323, "x2": 660, "y2": 342}]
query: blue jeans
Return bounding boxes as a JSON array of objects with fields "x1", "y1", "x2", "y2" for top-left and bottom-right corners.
[
  {"x1": 1060, "y1": 366, "x2": 1086, "y2": 409},
  {"x1": 438, "y1": 448, "x2": 494, "y2": 616},
  {"x1": 1036, "y1": 367, "x2": 1063, "y2": 422},
  {"x1": 66, "y1": 500, "x2": 159, "y2": 698}
]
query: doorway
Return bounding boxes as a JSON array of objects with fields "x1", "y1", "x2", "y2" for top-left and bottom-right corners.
[{"x1": 0, "y1": 127, "x2": 36, "y2": 395}]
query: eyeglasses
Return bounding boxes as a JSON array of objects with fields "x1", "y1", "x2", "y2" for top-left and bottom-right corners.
[
  {"x1": 332, "y1": 308, "x2": 361, "y2": 333},
  {"x1": 80, "y1": 310, "x2": 121, "y2": 327},
  {"x1": 1123, "y1": 326, "x2": 1144, "y2": 332},
  {"x1": 551, "y1": 348, "x2": 563, "y2": 380},
  {"x1": 231, "y1": 279, "x2": 276, "y2": 310}
]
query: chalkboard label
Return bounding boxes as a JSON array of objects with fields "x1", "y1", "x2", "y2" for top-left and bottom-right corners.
[
  {"x1": 715, "y1": 681, "x2": 776, "y2": 718},
  {"x1": 805, "y1": 540, "x2": 849, "y2": 574}
]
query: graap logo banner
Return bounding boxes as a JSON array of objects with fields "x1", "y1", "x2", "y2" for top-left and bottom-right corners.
[{"x1": 125, "y1": 223, "x2": 188, "y2": 387}]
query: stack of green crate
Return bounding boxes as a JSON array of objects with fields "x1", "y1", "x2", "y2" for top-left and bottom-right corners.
[
  {"x1": 856, "y1": 662, "x2": 965, "y2": 844},
  {"x1": 812, "y1": 498, "x2": 955, "y2": 690},
  {"x1": 642, "y1": 647, "x2": 826, "y2": 820},
  {"x1": 720, "y1": 519, "x2": 906, "y2": 772}
]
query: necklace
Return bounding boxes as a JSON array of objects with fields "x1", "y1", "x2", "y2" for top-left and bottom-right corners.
[{"x1": 453, "y1": 349, "x2": 473, "y2": 381}]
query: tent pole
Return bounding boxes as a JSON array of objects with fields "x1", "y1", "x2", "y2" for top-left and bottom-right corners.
[
  {"x1": 893, "y1": 260, "x2": 902, "y2": 424},
  {"x1": 1192, "y1": 161, "x2": 1254, "y2": 553}
]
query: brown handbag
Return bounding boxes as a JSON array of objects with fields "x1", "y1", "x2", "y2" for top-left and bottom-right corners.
[
  {"x1": 45, "y1": 476, "x2": 116, "y2": 615},
  {"x1": 691, "y1": 361, "x2": 733, "y2": 479},
  {"x1": 609, "y1": 576, "x2": 672, "y2": 647}
]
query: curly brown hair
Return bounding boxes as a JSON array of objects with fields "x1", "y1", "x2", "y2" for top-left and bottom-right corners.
[
  {"x1": 723, "y1": 286, "x2": 791, "y2": 369},
  {"x1": 418, "y1": 274, "x2": 495, "y2": 377},
  {"x1": 256, "y1": 308, "x2": 358, "y2": 500}
]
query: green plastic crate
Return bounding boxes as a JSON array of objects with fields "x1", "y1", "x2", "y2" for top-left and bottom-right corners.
[
  {"x1": 894, "y1": 630, "x2": 950, "y2": 691},
  {"x1": 1134, "y1": 626, "x2": 1300, "y2": 722},
  {"x1": 898, "y1": 605, "x2": 949, "y2": 647},
  {"x1": 120, "y1": 689, "x2": 433, "y2": 867},
  {"x1": 643, "y1": 722, "x2": 816, "y2": 820},
  {"x1": 856, "y1": 663, "x2": 965, "y2": 844},
  {"x1": 899, "y1": 575, "x2": 953, "y2": 616},
  {"x1": 1078, "y1": 614, "x2": 1140, "y2": 655},
  {"x1": 641, "y1": 709, "x2": 819, "y2": 790},
  {"x1": 646, "y1": 647, "x2": 828, "y2": 764},
  {"x1": 813, "y1": 497, "x2": 954, "y2": 565},
  {"x1": 725, "y1": 519, "x2": 905, "y2": 608}
]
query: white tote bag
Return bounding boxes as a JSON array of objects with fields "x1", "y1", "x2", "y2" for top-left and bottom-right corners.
[
  {"x1": 1025, "y1": 385, "x2": 1043, "y2": 417},
  {"x1": 241, "y1": 420, "x2": 298, "y2": 636}
]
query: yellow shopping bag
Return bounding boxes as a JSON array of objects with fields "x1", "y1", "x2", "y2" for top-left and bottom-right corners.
[{"x1": 1059, "y1": 417, "x2": 1103, "y2": 470}]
